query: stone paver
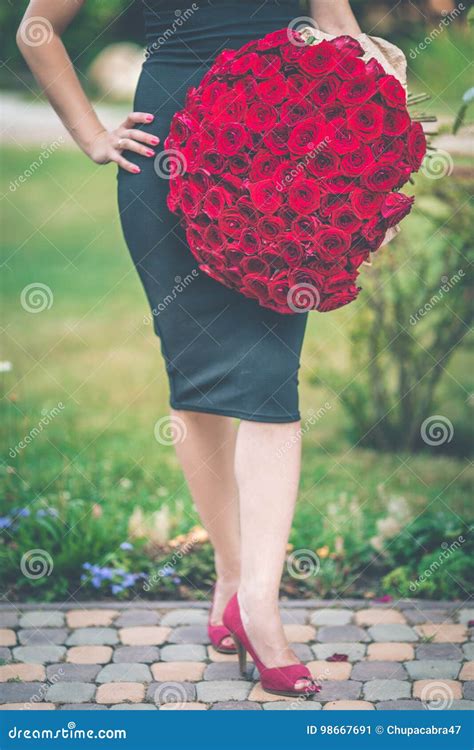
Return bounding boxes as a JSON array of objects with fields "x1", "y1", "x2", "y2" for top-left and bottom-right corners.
[
  {"x1": 18, "y1": 629, "x2": 68, "y2": 645},
  {"x1": 415, "y1": 624, "x2": 466, "y2": 643},
  {"x1": 0, "y1": 703, "x2": 56, "y2": 710},
  {"x1": 324, "y1": 700, "x2": 375, "y2": 710},
  {"x1": 67, "y1": 646, "x2": 113, "y2": 664},
  {"x1": 1, "y1": 598, "x2": 470, "y2": 710},
  {"x1": 96, "y1": 683, "x2": 145, "y2": 704},
  {"x1": 67, "y1": 628, "x2": 118, "y2": 646},
  {"x1": 368, "y1": 643, "x2": 414, "y2": 661},
  {"x1": 363, "y1": 679, "x2": 410, "y2": 701},
  {"x1": 307, "y1": 660, "x2": 352, "y2": 681},
  {"x1": 405, "y1": 660, "x2": 461, "y2": 680},
  {"x1": 197, "y1": 680, "x2": 250, "y2": 702},
  {"x1": 413, "y1": 679, "x2": 462, "y2": 701},
  {"x1": 312, "y1": 643, "x2": 366, "y2": 662},
  {"x1": 46, "y1": 682, "x2": 96, "y2": 704},
  {"x1": 66, "y1": 610, "x2": 118, "y2": 628},
  {"x1": 0, "y1": 630, "x2": 16, "y2": 646},
  {"x1": 161, "y1": 644, "x2": 206, "y2": 662},
  {"x1": 13, "y1": 646, "x2": 66, "y2": 664},
  {"x1": 310, "y1": 609, "x2": 352, "y2": 626},
  {"x1": 113, "y1": 646, "x2": 159, "y2": 664},
  {"x1": 119, "y1": 627, "x2": 170, "y2": 646},
  {"x1": 96, "y1": 663, "x2": 151, "y2": 683},
  {"x1": 19, "y1": 612, "x2": 65, "y2": 628},
  {"x1": 355, "y1": 609, "x2": 406, "y2": 626},
  {"x1": 416, "y1": 644, "x2": 463, "y2": 660},
  {"x1": 0, "y1": 663, "x2": 45, "y2": 682},
  {"x1": 318, "y1": 626, "x2": 368, "y2": 643},
  {"x1": 369, "y1": 625, "x2": 418, "y2": 642},
  {"x1": 152, "y1": 662, "x2": 205, "y2": 682},
  {"x1": 352, "y1": 661, "x2": 408, "y2": 681}
]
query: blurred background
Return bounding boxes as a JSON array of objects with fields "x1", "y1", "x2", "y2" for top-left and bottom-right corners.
[{"x1": 1, "y1": 0, "x2": 473, "y2": 604}]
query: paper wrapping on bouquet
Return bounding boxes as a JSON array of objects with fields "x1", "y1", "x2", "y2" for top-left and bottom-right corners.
[{"x1": 165, "y1": 28, "x2": 427, "y2": 314}]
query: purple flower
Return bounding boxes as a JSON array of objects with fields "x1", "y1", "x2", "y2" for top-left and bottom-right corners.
[
  {"x1": 0, "y1": 517, "x2": 13, "y2": 530},
  {"x1": 120, "y1": 542, "x2": 133, "y2": 551},
  {"x1": 111, "y1": 584, "x2": 125, "y2": 595}
]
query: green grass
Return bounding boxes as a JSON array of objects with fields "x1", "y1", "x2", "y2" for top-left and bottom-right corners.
[{"x1": 1, "y1": 146, "x2": 472, "y2": 601}]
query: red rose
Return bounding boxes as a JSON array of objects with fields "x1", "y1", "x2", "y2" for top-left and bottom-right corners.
[
  {"x1": 383, "y1": 108, "x2": 410, "y2": 136},
  {"x1": 340, "y1": 145, "x2": 374, "y2": 176},
  {"x1": 380, "y1": 192, "x2": 414, "y2": 227},
  {"x1": 203, "y1": 186, "x2": 232, "y2": 219},
  {"x1": 258, "y1": 215, "x2": 285, "y2": 241},
  {"x1": 292, "y1": 215, "x2": 320, "y2": 242},
  {"x1": 281, "y1": 98, "x2": 313, "y2": 125},
  {"x1": 204, "y1": 224, "x2": 225, "y2": 250},
  {"x1": 262, "y1": 245, "x2": 286, "y2": 270},
  {"x1": 229, "y1": 152, "x2": 252, "y2": 175},
  {"x1": 237, "y1": 197, "x2": 258, "y2": 224},
  {"x1": 314, "y1": 227, "x2": 351, "y2": 262},
  {"x1": 240, "y1": 227, "x2": 262, "y2": 255},
  {"x1": 218, "y1": 209, "x2": 246, "y2": 238},
  {"x1": 365, "y1": 57, "x2": 385, "y2": 78},
  {"x1": 281, "y1": 237, "x2": 304, "y2": 267},
  {"x1": 250, "y1": 151, "x2": 281, "y2": 181},
  {"x1": 286, "y1": 74, "x2": 311, "y2": 98},
  {"x1": 169, "y1": 112, "x2": 196, "y2": 144},
  {"x1": 288, "y1": 118, "x2": 326, "y2": 156},
  {"x1": 327, "y1": 118, "x2": 360, "y2": 154},
  {"x1": 347, "y1": 103, "x2": 385, "y2": 141},
  {"x1": 267, "y1": 271, "x2": 292, "y2": 309},
  {"x1": 257, "y1": 29, "x2": 299, "y2": 50},
  {"x1": 323, "y1": 175, "x2": 355, "y2": 194},
  {"x1": 362, "y1": 164, "x2": 402, "y2": 191},
  {"x1": 248, "y1": 179, "x2": 282, "y2": 214},
  {"x1": 216, "y1": 122, "x2": 247, "y2": 155},
  {"x1": 407, "y1": 122, "x2": 427, "y2": 171},
  {"x1": 241, "y1": 256, "x2": 270, "y2": 275},
  {"x1": 339, "y1": 76, "x2": 376, "y2": 105},
  {"x1": 306, "y1": 147, "x2": 339, "y2": 177},
  {"x1": 288, "y1": 178, "x2": 321, "y2": 214},
  {"x1": 252, "y1": 53, "x2": 281, "y2": 78},
  {"x1": 263, "y1": 123, "x2": 289, "y2": 155},
  {"x1": 332, "y1": 206, "x2": 362, "y2": 233},
  {"x1": 361, "y1": 217, "x2": 386, "y2": 248},
  {"x1": 350, "y1": 189, "x2": 383, "y2": 219},
  {"x1": 332, "y1": 55, "x2": 365, "y2": 79},
  {"x1": 241, "y1": 273, "x2": 270, "y2": 303},
  {"x1": 319, "y1": 193, "x2": 349, "y2": 218},
  {"x1": 230, "y1": 52, "x2": 259, "y2": 76},
  {"x1": 257, "y1": 74, "x2": 288, "y2": 104},
  {"x1": 379, "y1": 75, "x2": 406, "y2": 109},
  {"x1": 371, "y1": 136, "x2": 405, "y2": 164},
  {"x1": 330, "y1": 35, "x2": 364, "y2": 57},
  {"x1": 311, "y1": 76, "x2": 341, "y2": 106},
  {"x1": 201, "y1": 150, "x2": 225, "y2": 174},
  {"x1": 321, "y1": 103, "x2": 346, "y2": 121},
  {"x1": 245, "y1": 101, "x2": 278, "y2": 132},
  {"x1": 180, "y1": 183, "x2": 202, "y2": 218},
  {"x1": 212, "y1": 91, "x2": 247, "y2": 122},
  {"x1": 300, "y1": 40, "x2": 336, "y2": 77}
]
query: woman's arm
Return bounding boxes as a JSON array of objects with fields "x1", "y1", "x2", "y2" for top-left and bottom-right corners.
[
  {"x1": 17, "y1": 0, "x2": 157, "y2": 173},
  {"x1": 309, "y1": 0, "x2": 362, "y2": 36}
]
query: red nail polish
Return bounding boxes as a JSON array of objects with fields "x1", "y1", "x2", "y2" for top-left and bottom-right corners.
[
  {"x1": 146, "y1": 115, "x2": 154, "y2": 122},
  {"x1": 151, "y1": 137, "x2": 159, "y2": 145},
  {"x1": 146, "y1": 149, "x2": 155, "y2": 157},
  {"x1": 133, "y1": 166, "x2": 141, "y2": 173}
]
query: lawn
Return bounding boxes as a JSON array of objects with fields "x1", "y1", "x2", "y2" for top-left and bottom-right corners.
[{"x1": 1, "y1": 145, "x2": 472, "y2": 603}]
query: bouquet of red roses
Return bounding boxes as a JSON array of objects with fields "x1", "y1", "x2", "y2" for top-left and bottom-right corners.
[{"x1": 165, "y1": 29, "x2": 427, "y2": 313}]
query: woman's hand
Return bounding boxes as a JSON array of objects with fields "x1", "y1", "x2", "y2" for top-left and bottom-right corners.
[{"x1": 87, "y1": 112, "x2": 159, "y2": 174}]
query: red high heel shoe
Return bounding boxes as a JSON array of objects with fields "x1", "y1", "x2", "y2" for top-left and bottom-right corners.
[
  {"x1": 207, "y1": 586, "x2": 237, "y2": 654},
  {"x1": 223, "y1": 593, "x2": 320, "y2": 698}
]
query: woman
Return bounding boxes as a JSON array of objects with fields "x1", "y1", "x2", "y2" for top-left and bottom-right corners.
[{"x1": 18, "y1": 0, "x2": 362, "y2": 697}]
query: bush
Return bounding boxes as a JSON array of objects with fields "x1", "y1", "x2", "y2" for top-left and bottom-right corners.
[{"x1": 330, "y1": 180, "x2": 473, "y2": 454}]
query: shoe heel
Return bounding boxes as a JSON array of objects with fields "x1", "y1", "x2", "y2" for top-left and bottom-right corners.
[{"x1": 233, "y1": 636, "x2": 247, "y2": 675}]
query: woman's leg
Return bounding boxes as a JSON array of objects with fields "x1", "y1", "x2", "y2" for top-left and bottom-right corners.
[
  {"x1": 171, "y1": 409, "x2": 241, "y2": 646},
  {"x1": 235, "y1": 420, "x2": 312, "y2": 688}
]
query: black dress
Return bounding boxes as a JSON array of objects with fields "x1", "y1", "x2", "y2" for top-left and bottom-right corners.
[{"x1": 118, "y1": 0, "x2": 308, "y2": 422}]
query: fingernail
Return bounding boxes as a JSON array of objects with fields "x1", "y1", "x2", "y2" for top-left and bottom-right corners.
[
  {"x1": 150, "y1": 137, "x2": 159, "y2": 145},
  {"x1": 146, "y1": 115, "x2": 154, "y2": 122},
  {"x1": 133, "y1": 166, "x2": 141, "y2": 173},
  {"x1": 146, "y1": 149, "x2": 155, "y2": 157}
]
